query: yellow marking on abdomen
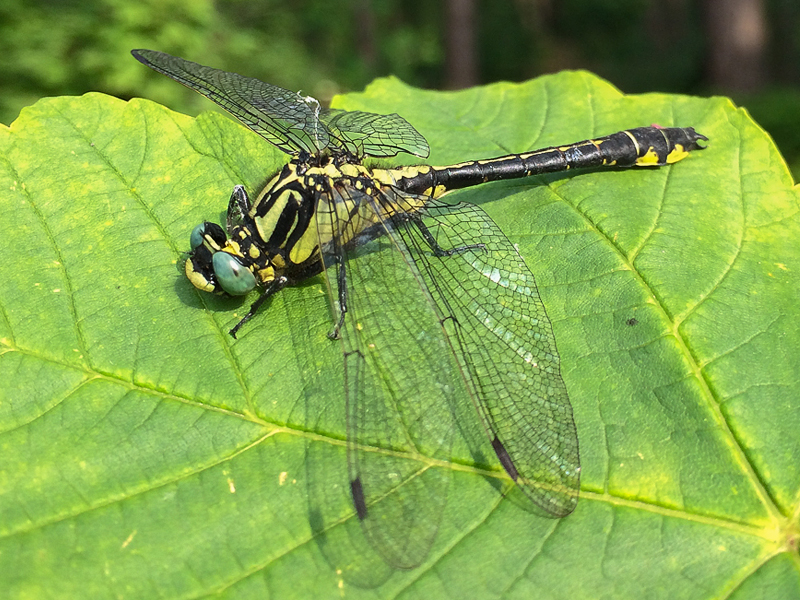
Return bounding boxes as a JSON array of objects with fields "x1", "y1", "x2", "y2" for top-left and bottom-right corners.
[
  {"x1": 635, "y1": 148, "x2": 660, "y2": 165},
  {"x1": 665, "y1": 144, "x2": 689, "y2": 164}
]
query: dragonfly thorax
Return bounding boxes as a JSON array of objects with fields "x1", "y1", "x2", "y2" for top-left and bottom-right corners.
[{"x1": 184, "y1": 159, "x2": 393, "y2": 298}]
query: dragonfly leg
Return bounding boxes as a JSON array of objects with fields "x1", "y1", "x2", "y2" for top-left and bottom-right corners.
[
  {"x1": 413, "y1": 216, "x2": 486, "y2": 256},
  {"x1": 226, "y1": 185, "x2": 251, "y2": 233},
  {"x1": 229, "y1": 275, "x2": 288, "y2": 338},
  {"x1": 327, "y1": 250, "x2": 348, "y2": 340}
]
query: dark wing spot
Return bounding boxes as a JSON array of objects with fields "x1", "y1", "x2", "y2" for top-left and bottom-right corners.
[
  {"x1": 492, "y1": 436, "x2": 519, "y2": 481},
  {"x1": 351, "y1": 477, "x2": 368, "y2": 520}
]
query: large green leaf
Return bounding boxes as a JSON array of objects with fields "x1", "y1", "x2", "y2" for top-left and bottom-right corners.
[{"x1": 1, "y1": 71, "x2": 798, "y2": 599}]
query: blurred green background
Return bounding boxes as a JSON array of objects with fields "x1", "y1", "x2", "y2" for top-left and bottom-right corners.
[{"x1": 2, "y1": 0, "x2": 799, "y2": 179}]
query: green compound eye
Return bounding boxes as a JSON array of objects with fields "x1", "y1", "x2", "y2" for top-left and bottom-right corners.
[
  {"x1": 190, "y1": 221, "x2": 227, "y2": 250},
  {"x1": 189, "y1": 223, "x2": 206, "y2": 249},
  {"x1": 212, "y1": 252, "x2": 256, "y2": 295}
]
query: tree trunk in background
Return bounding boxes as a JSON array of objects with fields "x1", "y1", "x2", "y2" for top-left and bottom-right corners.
[
  {"x1": 445, "y1": 0, "x2": 478, "y2": 89},
  {"x1": 354, "y1": 0, "x2": 377, "y2": 72},
  {"x1": 770, "y1": 0, "x2": 800, "y2": 84},
  {"x1": 704, "y1": 0, "x2": 767, "y2": 93}
]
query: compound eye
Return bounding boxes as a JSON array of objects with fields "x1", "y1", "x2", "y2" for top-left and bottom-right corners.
[
  {"x1": 190, "y1": 222, "x2": 227, "y2": 250},
  {"x1": 189, "y1": 224, "x2": 206, "y2": 249},
  {"x1": 212, "y1": 252, "x2": 256, "y2": 296}
]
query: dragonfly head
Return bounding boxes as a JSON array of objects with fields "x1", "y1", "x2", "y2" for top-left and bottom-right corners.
[{"x1": 185, "y1": 221, "x2": 257, "y2": 296}]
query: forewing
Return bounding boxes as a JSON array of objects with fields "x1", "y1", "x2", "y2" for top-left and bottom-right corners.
[
  {"x1": 315, "y1": 186, "x2": 463, "y2": 569},
  {"x1": 395, "y1": 198, "x2": 580, "y2": 518},
  {"x1": 132, "y1": 49, "x2": 328, "y2": 155},
  {"x1": 321, "y1": 109, "x2": 430, "y2": 158}
]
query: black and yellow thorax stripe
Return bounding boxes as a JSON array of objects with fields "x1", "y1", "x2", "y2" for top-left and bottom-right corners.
[{"x1": 217, "y1": 161, "x2": 432, "y2": 287}]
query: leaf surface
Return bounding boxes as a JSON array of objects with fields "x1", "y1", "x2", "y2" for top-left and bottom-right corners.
[{"x1": 1, "y1": 71, "x2": 798, "y2": 599}]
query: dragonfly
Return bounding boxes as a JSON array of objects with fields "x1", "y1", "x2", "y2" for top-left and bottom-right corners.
[{"x1": 132, "y1": 49, "x2": 707, "y2": 569}]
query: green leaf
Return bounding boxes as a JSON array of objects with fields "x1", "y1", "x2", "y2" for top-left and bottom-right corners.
[{"x1": 1, "y1": 71, "x2": 798, "y2": 599}]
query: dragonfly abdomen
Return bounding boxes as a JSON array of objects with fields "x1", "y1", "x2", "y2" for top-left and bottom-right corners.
[{"x1": 399, "y1": 126, "x2": 707, "y2": 197}]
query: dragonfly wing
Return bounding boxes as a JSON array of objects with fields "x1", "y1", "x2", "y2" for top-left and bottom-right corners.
[
  {"x1": 395, "y1": 198, "x2": 580, "y2": 517},
  {"x1": 321, "y1": 109, "x2": 430, "y2": 158},
  {"x1": 132, "y1": 49, "x2": 329, "y2": 155},
  {"x1": 315, "y1": 187, "x2": 464, "y2": 569}
]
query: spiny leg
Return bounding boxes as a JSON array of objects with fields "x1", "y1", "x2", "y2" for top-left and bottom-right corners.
[
  {"x1": 327, "y1": 249, "x2": 348, "y2": 340},
  {"x1": 229, "y1": 276, "x2": 289, "y2": 338}
]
